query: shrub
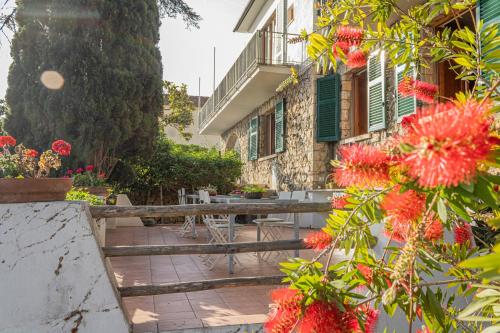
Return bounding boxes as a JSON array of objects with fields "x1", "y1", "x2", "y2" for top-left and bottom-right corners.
[
  {"x1": 66, "y1": 188, "x2": 104, "y2": 206},
  {"x1": 110, "y1": 137, "x2": 242, "y2": 205}
]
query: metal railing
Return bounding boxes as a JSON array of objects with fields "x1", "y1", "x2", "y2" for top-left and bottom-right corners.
[{"x1": 198, "y1": 30, "x2": 305, "y2": 130}]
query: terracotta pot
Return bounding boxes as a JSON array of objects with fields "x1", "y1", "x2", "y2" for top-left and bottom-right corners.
[
  {"x1": 75, "y1": 186, "x2": 111, "y2": 198},
  {"x1": 0, "y1": 178, "x2": 73, "y2": 203}
]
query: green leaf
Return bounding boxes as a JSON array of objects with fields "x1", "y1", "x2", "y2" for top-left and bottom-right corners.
[{"x1": 437, "y1": 198, "x2": 448, "y2": 223}]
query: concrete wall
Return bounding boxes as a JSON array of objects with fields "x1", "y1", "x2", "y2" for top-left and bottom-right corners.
[{"x1": 0, "y1": 201, "x2": 130, "y2": 333}]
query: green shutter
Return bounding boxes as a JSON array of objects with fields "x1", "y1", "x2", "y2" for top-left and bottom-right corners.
[
  {"x1": 367, "y1": 50, "x2": 386, "y2": 131},
  {"x1": 395, "y1": 66, "x2": 416, "y2": 121},
  {"x1": 275, "y1": 99, "x2": 285, "y2": 153},
  {"x1": 480, "y1": 0, "x2": 500, "y2": 27},
  {"x1": 316, "y1": 74, "x2": 341, "y2": 142},
  {"x1": 248, "y1": 116, "x2": 259, "y2": 161}
]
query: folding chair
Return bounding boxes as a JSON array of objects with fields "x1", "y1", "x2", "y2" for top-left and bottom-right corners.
[{"x1": 178, "y1": 188, "x2": 197, "y2": 238}]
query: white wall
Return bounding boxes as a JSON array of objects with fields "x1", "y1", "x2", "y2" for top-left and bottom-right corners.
[{"x1": 0, "y1": 202, "x2": 130, "y2": 333}]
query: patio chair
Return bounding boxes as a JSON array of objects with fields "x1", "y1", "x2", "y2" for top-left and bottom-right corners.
[
  {"x1": 178, "y1": 188, "x2": 197, "y2": 238},
  {"x1": 198, "y1": 190, "x2": 242, "y2": 269}
]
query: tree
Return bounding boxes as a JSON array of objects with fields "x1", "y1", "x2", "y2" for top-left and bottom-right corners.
[
  {"x1": 162, "y1": 81, "x2": 195, "y2": 140},
  {"x1": 266, "y1": 1, "x2": 500, "y2": 333},
  {"x1": 0, "y1": 99, "x2": 6, "y2": 135},
  {"x1": 4, "y1": 0, "x2": 200, "y2": 172}
]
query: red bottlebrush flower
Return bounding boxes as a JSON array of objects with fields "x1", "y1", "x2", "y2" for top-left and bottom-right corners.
[
  {"x1": 417, "y1": 328, "x2": 432, "y2": 333},
  {"x1": 23, "y1": 149, "x2": 38, "y2": 158},
  {"x1": 264, "y1": 288, "x2": 302, "y2": 333},
  {"x1": 331, "y1": 194, "x2": 350, "y2": 209},
  {"x1": 304, "y1": 230, "x2": 332, "y2": 251},
  {"x1": 66, "y1": 169, "x2": 74, "y2": 176},
  {"x1": 336, "y1": 26, "x2": 363, "y2": 47},
  {"x1": 0, "y1": 135, "x2": 16, "y2": 147},
  {"x1": 333, "y1": 41, "x2": 350, "y2": 58},
  {"x1": 416, "y1": 305, "x2": 423, "y2": 321},
  {"x1": 347, "y1": 305, "x2": 379, "y2": 333},
  {"x1": 333, "y1": 144, "x2": 391, "y2": 188},
  {"x1": 401, "y1": 99, "x2": 495, "y2": 188},
  {"x1": 76, "y1": 168, "x2": 84, "y2": 174},
  {"x1": 85, "y1": 165, "x2": 94, "y2": 172},
  {"x1": 347, "y1": 50, "x2": 367, "y2": 68},
  {"x1": 51, "y1": 139, "x2": 71, "y2": 156},
  {"x1": 398, "y1": 77, "x2": 438, "y2": 103},
  {"x1": 381, "y1": 186, "x2": 426, "y2": 224},
  {"x1": 299, "y1": 301, "x2": 345, "y2": 333},
  {"x1": 454, "y1": 223, "x2": 473, "y2": 247},
  {"x1": 357, "y1": 264, "x2": 373, "y2": 285},
  {"x1": 401, "y1": 113, "x2": 417, "y2": 130},
  {"x1": 424, "y1": 218, "x2": 444, "y2": 242}
]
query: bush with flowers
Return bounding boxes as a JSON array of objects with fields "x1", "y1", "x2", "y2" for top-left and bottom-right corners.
[
  {"x1": 265, "y1": 1, "x2": 500, "y2": 333},
  {"x1": 0, "y1": 136, "x2": 71, "y2": 178},
  {"x1": 67, "y1": 164, "x2": 107, "y2": 187}
]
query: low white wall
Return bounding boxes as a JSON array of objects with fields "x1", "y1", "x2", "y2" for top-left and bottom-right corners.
[{"x1": 0, "y1": 201, "x2": 130, "y2": 333}]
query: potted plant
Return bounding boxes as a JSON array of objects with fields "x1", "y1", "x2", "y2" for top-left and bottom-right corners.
[
  {"x1": 68, "y1": 165, "x2": 110, "y2": 198},
  {"x1": 0, "y1": 136, "x2": 73, "y2": 203},
  {"x1": 243, "y1": 185, "x2": 266, "y2": 199}
]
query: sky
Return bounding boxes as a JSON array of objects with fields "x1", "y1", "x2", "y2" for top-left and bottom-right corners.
[{"x1": 0, "y1": 0, "x2": 251, "y2": 99}]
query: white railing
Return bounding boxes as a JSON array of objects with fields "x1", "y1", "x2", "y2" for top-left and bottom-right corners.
[{"x1": 198, "y1": 30, "x2": 304, "y2": 130}]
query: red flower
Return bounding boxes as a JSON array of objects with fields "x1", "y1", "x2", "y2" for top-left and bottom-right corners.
[
  {"x1": 265, "y1": 288, "x2": 302, "y2": 333},
  {"x1": 0, "y1": 135, "x2": 16, "y2": 147},
  {"x1": 347, "y1": 305, "x2": 379, "y2": 333},
  {"x1": 336, "y1": 26, "x2": 363, "y2": 47},
  {"x1": 23, "y1": 149, "x2": 38, "y2": 158},
  {"x1": 299, "y1": 301, "x2": 345, "y2": 333},
  {"x1": 334, "y1": 144, "x2": 391, "y2": 188},
  {"x1": 333, "y1": 41, "x2": 350, "y2": 58},
  {"x1": 66, "y1": 169, "x2": 74, "y2": 176},
  {"x1": 51, "y1": 140, "x2": 71, "y2": 156},
  {"x1": 331, "y1": 194, "x2": 350, "y2": 209},
  {"x1": 357, "y1": 264, "x2": 373, "y2": 285},
  {"x1": 85, "y1": 165, "x2": 94, "y2": 172},
  {"x1": 454, "y1": 223, "x2": 473, "y2": 247},
  {"x1": 398, "y1": 77, "x2": 438, "y2": 103},
  {"x1": 401, "y1": 99, "x2": 495, "y2": 188},
  {"x1": 401, "y1": 113, "x2": 417, "y2": 130},
  {"x1": 347, "y1": 50, "x2": 367, "y2": 68},
  {"x1": 424, "y1": 218, "x2": 444, "y2": 242},
  {"x1": 98, "y1": 171, "x2": 106, "y2": 179},
  {"x1": 304, "y1": 230, "x2": 332, "y2": 251},
  {"x1": 417, "y1": 328, "x2": 432, "y2": 333},
  {"x1": 76, "y1": 168, "x2": 84, "y2": 174},
  {"x1": 381, "y1": 186, "x2": 426, "y2": 225}
]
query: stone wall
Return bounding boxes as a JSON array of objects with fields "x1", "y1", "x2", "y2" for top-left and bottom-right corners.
[
  {"x1": 0, "y1": 202, "x2": 130, "y2": 333},
  {"x1": 222, "y1": 66, "x2": 333, "y2": 190}
]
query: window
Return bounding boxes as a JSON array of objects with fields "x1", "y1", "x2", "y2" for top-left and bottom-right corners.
[
  {"x1": 287, "y1": 4, "x2": 295, "y2": 25},
  {"x1": 261, "y1": 112, "x2": 276, "y2": 157},
  {"x1": 352, "y1": 69, "x2": 368, "y2": 136}
]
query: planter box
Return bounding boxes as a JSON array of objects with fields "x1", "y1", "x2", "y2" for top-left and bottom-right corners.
[
  {"x1": 0, "y1": 178, "x2": 73, "y2": 203},
  {"x1": 244, "y1": 192, "x2": 263, "y2": 199}
]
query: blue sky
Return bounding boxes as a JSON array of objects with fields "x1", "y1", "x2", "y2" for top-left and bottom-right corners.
[{"x1": 0, "y1": 0, "x2": 250, "y2": 98}]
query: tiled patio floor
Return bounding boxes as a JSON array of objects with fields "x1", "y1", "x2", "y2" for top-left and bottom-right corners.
[{"x1": 106, "y1": 224, "x2": 317, "y2": 333}]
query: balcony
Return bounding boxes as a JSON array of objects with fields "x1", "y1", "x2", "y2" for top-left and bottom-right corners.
[{"x1": 199, "y1": 30, "x2": 304, "y2": 135}]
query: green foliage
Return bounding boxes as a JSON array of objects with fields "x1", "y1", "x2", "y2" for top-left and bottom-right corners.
[
  {"x1": 0, "y1": 100, "x2": 7, "y2": 135},
  {"x1": 242, "y1": 184, "x2": 266, "y2": 193},
  {"x1": 110, "y1": 137, "x2": 242, "y2": 204},
  {"x1": 72, "y1": 171, "x2": 107, "y2": 187},
  {"x1": 162, "y1": 81, "x2": 195, "y2": 140},
  {"x1": 65, "y1": 188, "x2": 104, "y2": 206}
]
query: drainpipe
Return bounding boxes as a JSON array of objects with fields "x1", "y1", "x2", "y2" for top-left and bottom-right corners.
[{"x1": 283, "y1": 0, "x2": 288, "y2": 64}]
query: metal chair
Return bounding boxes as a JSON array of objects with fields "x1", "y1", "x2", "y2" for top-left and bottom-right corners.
[{"x1": 178, "y1": 188, "x2": 197, "y2": 238}]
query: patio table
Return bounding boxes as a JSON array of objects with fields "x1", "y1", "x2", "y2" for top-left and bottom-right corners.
[{"x1": 208, "y1": 196, "x2": 299, "y2": 274}]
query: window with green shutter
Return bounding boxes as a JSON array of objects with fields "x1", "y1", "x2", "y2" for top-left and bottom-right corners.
[
  {"x1": 395, "y1": 65, "x2": 416, "y2": 121},
  {"x1": 316, "y1": 74, "x2": 341, "y2": 142},
  {"x1": 248, "y1": 116, "x2": 259, "y2": 161},
  {"x1": 479, "y1": 0, "x2": 500, "y2": 27},
  {"x1": 275, "y1": 99, "x2": 285, "y2": 153},
  {"x1": 367, "y1": 50, "x2": 386, "y2": 132}
]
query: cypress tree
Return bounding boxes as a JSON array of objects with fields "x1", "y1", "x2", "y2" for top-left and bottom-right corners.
[{"x1": 5, "y1": 0, "x2": 164, "y2": 171}]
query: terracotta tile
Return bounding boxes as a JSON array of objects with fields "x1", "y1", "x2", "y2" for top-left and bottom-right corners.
[
  {"x1": 201, "y1": 314, "x2": 267, "y2": 327},
  {"x1": 157, "y1": 318, "x2": 203, "y2": 331},
  {"x1": 155, "y1": 299, "x2": 193, "y2": 313}
]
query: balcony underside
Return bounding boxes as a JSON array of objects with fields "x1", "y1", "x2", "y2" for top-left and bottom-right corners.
[{"x1": 200, "y1": 64, "x2": 292, "y2": 135}]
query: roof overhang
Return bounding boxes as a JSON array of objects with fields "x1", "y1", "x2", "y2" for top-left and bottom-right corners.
[{"x1": 233, "y1": 0, "x2": 268, "y2": 32}]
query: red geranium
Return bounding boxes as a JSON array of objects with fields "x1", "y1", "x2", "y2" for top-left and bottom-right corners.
[
  {"x1": 0, "y1": 135, "x2": 16, "y2": 147},
  {"x1": 85, "y1": 165, "x2": 94, "y2": 172},
  {"x1": 23, "y1": 149, "x2": 38, "y2": 158},
  {"x1": 76, "y1": 168, "x2": 84, "y2": 174},
  {"x1": 304, "y1": 230, "x2": 332, "y2": 251},
  {"x1": 66, "y1": 169, "x2": 74, "y2": 176},
  {"x1": 51, "y1": 140, "x2": 71, "y2": 156}
]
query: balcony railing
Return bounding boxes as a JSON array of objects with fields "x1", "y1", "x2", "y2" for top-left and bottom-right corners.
[{"x1": 199, "y1": 30, "x2": 304, "y2": 131}]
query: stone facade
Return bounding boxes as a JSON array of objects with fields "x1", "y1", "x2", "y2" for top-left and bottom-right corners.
[{"x1": 222, "y1": 66, "x2": 333, "y2": 191}]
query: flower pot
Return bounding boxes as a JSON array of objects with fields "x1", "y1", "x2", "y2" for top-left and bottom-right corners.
[
  {"x1": 75, "y1": 186, "x2": 111, "y2": 198},
  {"x1": 0, "y1": 178, "x2": 73, "y2": 203},
  {"x1": 244, "y1": 192, "x2": 263, "y2": 199}
]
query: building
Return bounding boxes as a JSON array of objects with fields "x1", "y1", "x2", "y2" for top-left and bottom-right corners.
[
  {"x1": 164, "y1": 95, "x2": 221, "y2": 148},
  {"x1": 198, "y1": 0, "x2": 498, "y2": 191}
]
